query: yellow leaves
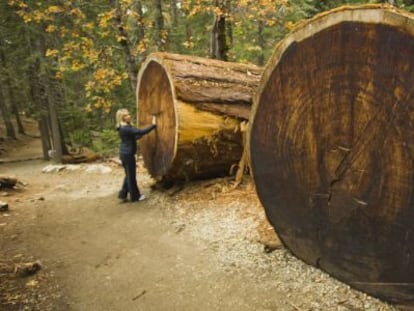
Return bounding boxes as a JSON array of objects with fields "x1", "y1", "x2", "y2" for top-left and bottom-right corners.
[
  {"x1": 16, "y1": 0, "x2": 27, "y2": 9},
  {"x1": 94, "y1": 69, "x2": 109, "y2": 82},
  {"x1": 116, "y1": 35, "x2": 128, "y2": 43},
  {"x1": 55, "y1": 71, "x2": 63, "y2": 80},
  {"x1": 84, "y1": 68, "x2": 126, "y2": 112},
  {"x1": 83, "y1": 49, "x2": 99, "y2": 64},
  {"x1": 285, "y1": 21, "x2": 295, "y2": 31},
  {"x1": 70, "y1": 60, "x2": 86, "y2": 71},
  {"x1": 98, "y1": 10, "x2": 115, "y2": 28},
  {"x1": 211, "y1": 6, "x2": 224, "y2": 17},
  {"x1": 120, "y1": 0, "x2": 132, "y2": 6},
  {"x1": 46, "y1": 24, "x2": 56, "y2": 33},
  {"x1": 62, "y1": 42, "x2": 80, "y2": 54},
  {"x1": 99, "y1": 31, "x2": 111, "y2": 39},
  {"x1": 81, "y1": 22, "x2": 95, "y2": 32},
  {"x1": 45, "y1": 49, "x2": 59, "y2": 57},
  {"x1": 93, "y1": 96, "x2": 106, "y2": 108},
  {"x1": 89, "y1": 96, "x2": 114, "y2": 113},
  {"x1": 69, "y1": 7, "x2": 86, "y2": 20},
  {"x1": 85, "y1": 81, "x2": 96, "y2": 95},
  {"x1": 45, "y1": 5, "x2": 64, "y2": 14},
  {"x1": 32, "y1": 10, "x2": 48, "y2": 22},
  {"x1": 183, "y1": 40, "x2": 195, "y2": 49},
  {"x1": 19, "y1": 12, "x2": 32, "y2": 23},
  {"x1": 93, "y1": 68, "x2": 123, "y2": 89},
  {"x1": 135, "y1": 40, "x2": 148, "y2": 54}
]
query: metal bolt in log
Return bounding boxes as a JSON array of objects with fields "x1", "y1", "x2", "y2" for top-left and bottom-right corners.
[
  {"x1": 248, "y1": 4, "x2": 414, "y2": 305},
  {"x1": 136, "y1": 52, "x2": 263, "y2": 185}
]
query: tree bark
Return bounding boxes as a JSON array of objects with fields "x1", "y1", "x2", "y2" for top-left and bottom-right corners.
[
  {"x1": 0, "y1": 85, "x2": 16, "y2": 139},
  {"x1": 38, "y1": 116, "x2": 51, "y2": 160},
  {"x1": 137, "y1": 52, "x2": 263, "y2": 184},
  {"x1": 154, "y1": 0, "x2": 166, "y2": 52},
  {"x1": 111, "y1": 0, "x2": 138, "y2": 93},
  {"x1": 11, "y1": 101, "x2": 25, "y2": 135},
  {"x1": 249, "y1": 4, "x2": 414, "y2": 305},
  {"x1": 47, "y1": 98, "x2": 62, "y2": 163},
  {"x1": 257, "y1": 20, "x2": 265, "y2": 66},
  {"x1": 0, "y1": 40, "x2": 16, "y2": 139},
  {"x1": 210, "y1": 0, "x2": 228, "y2": 60}
]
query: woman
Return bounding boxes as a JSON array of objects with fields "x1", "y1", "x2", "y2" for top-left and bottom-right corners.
[{"x1": 116, "y1": 108, "x2": 156, "y2": 202}]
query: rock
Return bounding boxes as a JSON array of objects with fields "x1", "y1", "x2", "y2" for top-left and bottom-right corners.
[{"x1": 0, "y1": 201, "x2": 9, "y2": 212}]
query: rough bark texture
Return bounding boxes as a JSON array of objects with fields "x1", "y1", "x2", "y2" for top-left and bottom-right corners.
[
  {"x1": 136, "y1": 52, "x2": 262, "y2": 183},
  {"x1": 248, "y1": 4, "x2": 414, "y2": 305}
]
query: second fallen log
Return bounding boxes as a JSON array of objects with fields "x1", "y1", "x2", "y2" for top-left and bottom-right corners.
[{"x1": 136, "y1": 52, "x2": 263, "y2": 184}]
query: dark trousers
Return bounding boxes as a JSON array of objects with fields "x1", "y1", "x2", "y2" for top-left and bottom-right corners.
[{"x1": 119, "y1": 154, "x2": 141, "y2": 201}]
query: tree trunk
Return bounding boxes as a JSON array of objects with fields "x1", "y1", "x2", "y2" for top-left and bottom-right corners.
[
  {"x1": 0, "y1": 41, "x2": 16, "y2": 139},
  {"x1": 0, "y1": 38, "x2": 23, "y2": 135},
  {"x1": 257, "y1": 20, "x2": 265, "y2": 66},
  {"x1": 249, "y1": 5, "x2": 414, "y2": 305},
  {"x1": 11, "y1": 101, "x2": 25, "y2": 135},
  {"x1": 111, "y1": 0, "x2": 138, "y2": 93},
  {"x1": 0, "y1": 85, "x2": 16, "y2": 139},
  {"x1": 137, "y1": 52, "x2": 263, "y2": 184},
  {"x1": 225, "y1": 0, "x2": 233, "y2": 51},
  {"x1": 46, "y1": 93, "x2": 62, "y2": 163},
  {"x1": 38, "y1": 116, "x2": 51, "y2": 160},
  {"x1": 210, "y1": 0, "x2": 228, "y2": 60},
  {"x1": 154, "y1": 0, "x2": 166, "y2": 52}
]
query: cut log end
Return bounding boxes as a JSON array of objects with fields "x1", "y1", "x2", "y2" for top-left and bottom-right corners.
[
  {"x1": 249, "y1": 5, "x2": 414, "y2": 304},
  {"x1": 137, "y1": 52, "x2": 263, "y2": 183}
]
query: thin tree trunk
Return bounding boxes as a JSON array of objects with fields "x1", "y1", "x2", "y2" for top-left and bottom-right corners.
[
  {"x1": 154, "y1": 0, "x2": 166, "y2": 51},
  {"x1": 32, "y1": 34, "x2": 63, "y2": 163},
  {"x1": 0, "y1": 86, "x2": 16, "y2": 139},
  {"x1": 133, "y1": 0, "x2": 147, "y2": 68},
  {"x1": 0, "y1": 39, "x2": 16, "y2": 139},
  {"x1": 111, "y1": 0, "x2": 138, "y2": 93},
  {"x1": 171, "y1": 0, "x2": 178, "y2": 26},
  {"x1": 135, "y1": 1, "x2": 145, "y2": 40},
  {"x1": 211, "y1": 0, "x2": 228, "y2": 60},
  {"x1": 38, "y1": 116, "x2": 51, "y2": 160},
  {"x1": 225, "y1": 0, "x2": 233, "y2": 51},
  {"x1": 47, "y1": 95, "x2": 62, "y2": 163},
  {"x1": 11, "y1": 101, "x2": 25, "y2": 134},
  {"x1": 257, "y1": 20, "x2": 265, "y2": 66}
]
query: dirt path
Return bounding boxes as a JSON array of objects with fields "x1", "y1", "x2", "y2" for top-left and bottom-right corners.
[{"x1": 0, "y1": 128, "x2": 400, "y2": 310}]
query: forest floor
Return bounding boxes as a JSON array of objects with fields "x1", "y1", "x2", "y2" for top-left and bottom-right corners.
[{"x1": 0, "y1": 118, "x2": 403, "y2": 311}]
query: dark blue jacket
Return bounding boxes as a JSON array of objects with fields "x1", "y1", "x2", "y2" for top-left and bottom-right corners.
[{"x1": 117, "y1": 124, "x2": 156, "y2": 155}]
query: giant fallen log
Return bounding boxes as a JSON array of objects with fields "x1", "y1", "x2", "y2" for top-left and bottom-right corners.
[
  {"x1": 136, "y1": 52, "x2": 263, "y2": 185},
  {"x1": 248, "y1": 4, "x2": 414, "y2": 305}
]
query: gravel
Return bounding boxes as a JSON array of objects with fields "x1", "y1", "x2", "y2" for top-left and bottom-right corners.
[{"x1": 152, "y1": 179, "x2": 399, "y2": 311}]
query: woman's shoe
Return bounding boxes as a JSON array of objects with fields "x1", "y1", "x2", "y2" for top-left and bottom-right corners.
[{"x1": 131, "y1": 195, "x2": 146, "y2": 202}]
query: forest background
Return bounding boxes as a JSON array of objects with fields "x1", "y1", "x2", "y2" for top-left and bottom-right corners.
[{"x1": 1, "y1": 0, "x2": 413, "y2": 161}]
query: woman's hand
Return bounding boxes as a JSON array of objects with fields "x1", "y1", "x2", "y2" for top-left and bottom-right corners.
[{"x1": 152, "y1": 115, "x2": 157, "y2": 125}]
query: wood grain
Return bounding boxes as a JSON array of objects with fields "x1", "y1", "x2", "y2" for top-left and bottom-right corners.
[{"x1": 249, "y1": 5, "x2": 414, "y2": 304}]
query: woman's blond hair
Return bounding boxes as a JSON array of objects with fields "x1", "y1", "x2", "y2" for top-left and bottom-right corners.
[{"x1": 116, "y1": 108, "x2": 129, "y2": 128}]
